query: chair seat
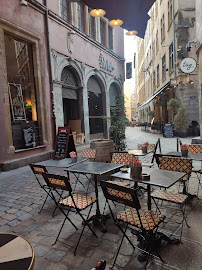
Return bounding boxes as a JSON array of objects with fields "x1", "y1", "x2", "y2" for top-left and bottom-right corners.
[
  {"x1": 60, "y1": 194, "x2": 97, "y2": 210},
  {"x1": 117, "y1": 207, "x2": 165, "y2": 231},
  {"x1": 151, "y1": 190, "x2": 188, "y2": 204},
  {"x1": 106, "y1": 180, "x2": 129, "y2": 187}
]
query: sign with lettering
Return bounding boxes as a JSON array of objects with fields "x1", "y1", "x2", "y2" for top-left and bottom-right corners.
[
  {"x1": 180, "y1": 57, "x2": 197, "y2": 74},
  {"x1": 53, "y1": 126, "x2": 76, "y2": 160},
  {"x1": 99, "y1": 54, "x2": 115, "y2": 73},
  {"x1": 8, "y1": 83, "x2": 26, "y2": 121},
  {"x1": 163, "y1": 124, "x2": 173, "y2": 138}
]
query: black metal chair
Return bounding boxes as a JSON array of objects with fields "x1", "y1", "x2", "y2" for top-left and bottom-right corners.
[
  {"x1": 42, "y1": 173, "x2": 98, "y2": 255},
  {"x1": 29, "y1": 164, "x2": 51, "y2": 213},
  {"x1": 100, "y1": 181, "x2": 166, "y2": 269}
]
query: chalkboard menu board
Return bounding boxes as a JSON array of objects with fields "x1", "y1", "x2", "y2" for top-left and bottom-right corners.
[
  {"x1": 53, "y1": 126, "x2": 76, "y2": 160},
  {"x1": 163, "y1": 124, "x2": 173, "y2": 138},
  {"x1": 23, "y1": 127, "x2": 36, "y2": 148}
]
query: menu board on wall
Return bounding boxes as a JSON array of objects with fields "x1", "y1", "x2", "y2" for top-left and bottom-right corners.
[
  {"x1": 23, "y1": 126, "x2": 36, "y2": 148},
  {"x1": 53, "y1": 126, "x2": 76, "y2": 160}
]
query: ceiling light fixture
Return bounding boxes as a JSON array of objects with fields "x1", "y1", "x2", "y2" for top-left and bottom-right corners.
[
  {"x1": 109, "y1": 19, "x2": 123, "y2": 27},
  {"x1": 126, "y1": 30, "x2": 138, "y2": 36},
  {"x1": 90, "y1": 9, "x2": 106, "y2": 17}
]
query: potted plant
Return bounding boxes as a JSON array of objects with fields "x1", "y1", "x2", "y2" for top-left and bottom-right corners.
[
  {"x1": 142, "y1": 141, "x2": 149, "y2": 154},
  {"x1": 167, "y1": 98, "x2": 181, "y2": 123},
  {"x1": 104, "y1": 95, "x2": 128, "y2": 151},
  {"x1": 130, "y1": 157, "x2": 142, "y2": 179},
  {"x1": 173, "y1": 106, "x2": 188, "y2": 137},
  {"x1": 180, "y1": 144, "x2": 188, "y2": 157}
]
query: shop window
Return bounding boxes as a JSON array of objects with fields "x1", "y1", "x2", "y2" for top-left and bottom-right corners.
[
  {"x1": 77, "y1": 2, "x2": 85, "y2": 32},
  {"x1": 60, "y1": 0, "x2": 71, "y2": 23},
  {"x1": 5, "y1": 34, "x2": 43, "y2": 150},
  {"x1": 108, "y1": 26, "x2": 113, "y2": 50},
  {"x1": 100, "y1": 19, "x2": 106, "y2": 46},
  {"x1": 88, "y1": 8, "x2": 95, "y2": 39}
]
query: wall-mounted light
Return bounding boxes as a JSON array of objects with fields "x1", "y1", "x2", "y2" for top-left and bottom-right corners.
[{"x1": 19, "y1": 0, "x2": 28, "y2": 6}]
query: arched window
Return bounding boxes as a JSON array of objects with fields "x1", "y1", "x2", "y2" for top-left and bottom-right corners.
[{"x1": 61, "y1": 66, "x2": 78, "y2": 86}]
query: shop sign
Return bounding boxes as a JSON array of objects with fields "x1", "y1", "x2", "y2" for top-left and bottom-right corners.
[
  {"x1": 180, "y1": 57, "x2": 197, "y2": 74},
  {"x1": 8, "y1": 83, "x2": 26, "y2": 121},
  {"x1": 99, "y1": 54, "x2": 115, "y2": 73}
]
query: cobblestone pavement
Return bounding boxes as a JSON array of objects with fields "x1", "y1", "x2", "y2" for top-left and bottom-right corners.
[{"x1": 0, "y1": 127, "x2": 202, "y2": 270}]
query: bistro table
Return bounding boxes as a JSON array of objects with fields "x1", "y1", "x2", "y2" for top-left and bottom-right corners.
[
  {"x1": 37, "y1": 157, "x2": 87, "y2": 168},
  {"x1": 0, "y1": 232, "x2": 34, "y2": 270},
  {"x1": 111, "y1": 167, "x2": 185, "y2": 210},
  {"x1": 128, "y1": 150, "x2": 151, "y2": 156},
  {"x1": 65, "y1": 162, "x2": 123, "y2": 232}
]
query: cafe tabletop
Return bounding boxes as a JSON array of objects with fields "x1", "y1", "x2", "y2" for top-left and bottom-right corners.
[
  {"x1": 128, "y1": 150, "x2": 149, "y2": 156},
  {"x1": 65, "y1": 162, "x2": 123, "y2": 175},
  {"x1": 0, "y1": 232, "x2": 34, "y2": 270},
  {"x1": 36, "y1": 157, "x2": 87, "y2": 168},
  {"x1": 111, "y1": 167, "x2": 185, "y2": 189},
  {"x1": 165, "y1": 151, "x2": 202, "y2": 161}
]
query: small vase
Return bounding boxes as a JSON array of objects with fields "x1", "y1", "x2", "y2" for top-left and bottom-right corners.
[
  {"x1": 142, "y1": 146, "x2": 147, "y2": 154},
  {"x1": 130, "y1": 166, "x2": 142, "y2": 179},
  {"x1": 181, "y1": 149, "x2": 188, "y2": 157}
]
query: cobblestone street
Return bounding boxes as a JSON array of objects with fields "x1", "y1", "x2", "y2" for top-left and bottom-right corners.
[{"x1": 0, "y1": 127, "x2": 202, "y2": 270}]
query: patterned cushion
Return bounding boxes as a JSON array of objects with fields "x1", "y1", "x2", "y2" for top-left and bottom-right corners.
[
  {"x1": 48, "y1": 177, "x2": 66, "y2": 187},
  {"x1": 107, "y1": 188, "x2": 133, "y2": 201},
  {"x1": 188, "y1": 144, "x2": 202, "y2": 153},
  {"x1": 111, "y1": 153, "x2": 133, "y2": 166},
  {"x1": 159, "y1": 156, "x2": 192, "y2": 175},
  {"x1": 60, "y1": 194, "x2": 97, "y2": 210},
  {"x1": 106, "y1": 180, "x2": 129, "y2": 187},
  {"x1": 117, "y1": 207, "x2": 165, "y2": 231},
  {"x1": 137, "y1": 144, "x2": 155, "y2": 151},
  {"x1": 151, "y1": 189, "x2": 188, "y2": 204},
  {"x1": 33, "y1": 167, "x2": 46, "y2": 174},
  {"x1": 82, "y1": 148, "x2": 96, "y2": 159}
]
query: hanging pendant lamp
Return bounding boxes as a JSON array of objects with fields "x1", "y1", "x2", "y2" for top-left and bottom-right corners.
[
  {"x1": 109, "y1": 19, "x2": 123, "y2": 27},
  {"x1": 90, "y1": 9, "x2": 106, "y2": 17},
  {"x1": 126, "y1": 30, "x2": 138, "y2": 36}
]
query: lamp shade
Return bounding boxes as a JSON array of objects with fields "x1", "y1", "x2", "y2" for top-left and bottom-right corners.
[
  {"x1": 109, "y1": 19, "x2": 123, "y2": 27},
  {"x1": 90, "y1": 9, "x2": 106, "y2": 17},
  {"x1": 126, "y1": 30, "x2": 138, "y2": 36}
]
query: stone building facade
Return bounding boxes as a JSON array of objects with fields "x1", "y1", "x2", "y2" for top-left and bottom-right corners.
[
  {"x1": 0, "y1": 0, "x2": 124, "y2": 168},
  {"x1": 135, "y1": 0, "x2": 199, "y2": 133}
]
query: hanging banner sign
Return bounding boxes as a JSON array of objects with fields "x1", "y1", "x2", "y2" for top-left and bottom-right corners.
[
  {"x1": 180, "y1": 57, "x2": 197, "y2": 74},
  {"x1": 126, "y1": 62, "x2": 132, "y2": 79}
]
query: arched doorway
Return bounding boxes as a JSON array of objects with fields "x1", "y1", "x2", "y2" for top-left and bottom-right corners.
[
  {"x1": 87, "y1": 75, "x2": 106, "y2": 138},
  {"x1": 61, "y1": 66, "x2": 83, "y2": 133}
]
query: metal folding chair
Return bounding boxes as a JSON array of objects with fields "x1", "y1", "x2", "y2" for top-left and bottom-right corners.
[
  {"x1": 42, "y1": 173, "x2": 98, "y2": 255},
  {"x1": 29, "y1": 164, "x2": 51, "y2": 213},
  {"x1": 100, "y1": 181, "x2": 165, "y2": 269},
  {"x1": 151, "y1": 155, "x2": 192, "y2": 241}
]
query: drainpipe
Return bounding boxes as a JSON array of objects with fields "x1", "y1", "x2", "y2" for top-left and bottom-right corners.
[
  {"x1": 44, "y1": 0, "x2": 56, "y2": 147},
  {"x1": 172, "y1": 0, "x2": 176, "y2": 78}
]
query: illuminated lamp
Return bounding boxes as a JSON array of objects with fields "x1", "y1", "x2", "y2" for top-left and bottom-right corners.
[
  {"x1": 126, "y1": 30, "x2": 138, "y2": 36},
  {"x1": 90, "y1": 9, "x2": 106, "y2": 17},
  {"x1": 109, "y1": 19, "x2": 123, "y2": 27}
]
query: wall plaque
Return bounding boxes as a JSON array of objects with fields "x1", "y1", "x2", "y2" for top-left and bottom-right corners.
[{"x1": 180, "y1": 57, "x2": 197, "y2": 74}]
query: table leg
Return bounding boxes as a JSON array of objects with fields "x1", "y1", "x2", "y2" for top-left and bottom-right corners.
[
  {"x1": 86, "y1": 175, "x2": 108, "y2": 232},
  {"x1": 147, "y1": 185, "x2": 151, "y2": 210}
]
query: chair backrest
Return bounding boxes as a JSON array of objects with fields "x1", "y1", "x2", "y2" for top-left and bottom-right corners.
[
  {"x1": 158, "y1": 156, "x2": 192, "y2": 175},
  {"x1": 137, "y1": 143, "x2": 155, "y2": 151},
  {"x1": 81, "y1": 148, "x2": 96, "y2": 160},
  {"x1": 30, "y1": 163, "x2": 48, "y2": 175},
  {"x1": 100, "y1": 180, "x2": 141, "y2": 210},
  {"x1": 111, "y1": 152, "x2": 133, "y2": 166},
  {"x1": 187, "y1": 144, "x2": 202, "y2": 153},
  {"x1": 42, "y1": 173, "x2": 72, "y2": 192}
]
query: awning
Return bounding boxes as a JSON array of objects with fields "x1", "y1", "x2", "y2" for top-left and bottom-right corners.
[
  {"x1": 81, "y1": 0, "x2": 155, "y2": 38},
  {"x1": 139, "y1": 82, "x2": 170, "y2": 110}
]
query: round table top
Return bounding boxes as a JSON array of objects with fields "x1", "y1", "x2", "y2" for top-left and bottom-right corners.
[{"x1": 0, "y1": 232, "x2": 34, "y2": 270}]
